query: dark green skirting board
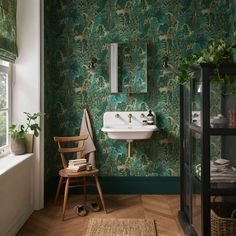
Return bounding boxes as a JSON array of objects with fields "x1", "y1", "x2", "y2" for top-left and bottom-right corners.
[
  {"x1": 44, "y1": 176, "x2": 180, "y2": 202},
  {"x1": 100, "y1": 176, "x2": 180, "y2": 194}
]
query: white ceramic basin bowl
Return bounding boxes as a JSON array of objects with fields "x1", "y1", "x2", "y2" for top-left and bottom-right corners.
[
  {"x1": 102, "y1": 111, "x2": 158, "y2": 141},
  {"x1": 101, "y1": 125, "x2": 157, "y2": 140}
]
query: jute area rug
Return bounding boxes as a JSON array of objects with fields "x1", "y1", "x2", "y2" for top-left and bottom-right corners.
[{"x1": 85, "y1": 218, "x2": 158, "y2": 236}]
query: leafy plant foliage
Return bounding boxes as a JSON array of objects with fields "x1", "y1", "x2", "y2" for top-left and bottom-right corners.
[
  {"x1": 174, "y1": 39, "x2": 236, "y2": 96},
  {"x1": 9, "y1": 112, "x2": 42, "y2": 139}
]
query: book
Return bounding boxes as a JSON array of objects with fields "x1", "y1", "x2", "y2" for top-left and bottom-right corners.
[
  {"x1": 66, "y1": 163, "x2": 87, "y2": 172},
  {"x1": 68, "y1": 158, "x2": 87, "y2": 165}
]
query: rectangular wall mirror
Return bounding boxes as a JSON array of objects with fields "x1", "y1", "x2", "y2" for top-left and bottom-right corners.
[{"x1": 110, "y1": 42, "x2": 147, "y2": 94}]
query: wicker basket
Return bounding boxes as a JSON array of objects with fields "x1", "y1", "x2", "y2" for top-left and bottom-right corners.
[{"x1": 211, "y1": 202, "x2": 236, "y2": 236}]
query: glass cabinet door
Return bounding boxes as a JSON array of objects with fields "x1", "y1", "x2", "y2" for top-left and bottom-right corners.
[
  {"x1": 192, "y1": 132, "x2": 202, "y2": 236},
  {"x1": 191, "y1": 71, "x2": 202, "y2": 127},
  {"x1": 183, "y1": 71, "x2": 203, "y2": 235},
  {"x1": 182, "y1": 82, "x2": 191, "y2": 221},
  {"x1": 209, "y1": 74, "x2": 236, "y2": 129}
]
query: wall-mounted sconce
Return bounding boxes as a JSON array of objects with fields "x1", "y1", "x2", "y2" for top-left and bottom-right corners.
[
  {"x1": 88, "y1": 57, "x2": 97, "y2": 74},
  {"x1": 88, "y1": 57, "x2": 97, "y2": 69},
  {"x1": 162, "y1": 55, "x2": 169, "y2": 69}
]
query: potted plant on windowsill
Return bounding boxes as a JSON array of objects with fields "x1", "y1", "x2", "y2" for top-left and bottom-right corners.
[{"x1": 9, "y1": 112, "x2": 42, "y2": 155}]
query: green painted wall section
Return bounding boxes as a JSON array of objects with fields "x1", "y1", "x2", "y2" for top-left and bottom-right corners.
[{"x1": 44, "y1": 0, "x2": 235, "y2": 184}]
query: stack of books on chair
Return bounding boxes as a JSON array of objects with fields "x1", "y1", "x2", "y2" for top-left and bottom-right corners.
[{"x1": 66, "y1": 158, "x2": 87, "y2": 172}]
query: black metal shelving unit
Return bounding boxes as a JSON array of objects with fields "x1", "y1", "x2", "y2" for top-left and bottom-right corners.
[{"x1": 178, "y1": 64, "x2": 236, "y2": 236}]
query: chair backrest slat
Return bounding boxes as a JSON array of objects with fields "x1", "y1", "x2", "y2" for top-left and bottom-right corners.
[
  {"x1": 54, "y1": 134, "x2": 89, "y2": 169},
  {"x1": 59, "y1": 146, "x2": 84, "y2": 153},
  {"x1": 54, "y1": 134, "x2": 88, "y2": 143}
]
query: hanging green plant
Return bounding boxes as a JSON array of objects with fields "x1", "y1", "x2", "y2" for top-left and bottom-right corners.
[{"x1": 172, "y1": 39, "x2": 236, "y2": 97}]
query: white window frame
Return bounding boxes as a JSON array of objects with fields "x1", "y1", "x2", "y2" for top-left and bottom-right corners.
[{"x1": 0, "y1": 60, "x2": 11, "y2": 157}]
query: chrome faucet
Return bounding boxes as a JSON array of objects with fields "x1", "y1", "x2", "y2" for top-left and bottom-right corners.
[{"x1": 128, "y1": 113, "x2": 132, "y2": 123}]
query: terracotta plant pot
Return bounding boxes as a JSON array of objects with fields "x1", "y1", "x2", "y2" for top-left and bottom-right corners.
[{"x1": 10, "y1": 138, "x2": 26, "y2": 155}]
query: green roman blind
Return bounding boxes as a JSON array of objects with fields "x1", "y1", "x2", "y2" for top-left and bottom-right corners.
[{"x1": 0, "y1": 0, "x2": 17, "y2": 63}]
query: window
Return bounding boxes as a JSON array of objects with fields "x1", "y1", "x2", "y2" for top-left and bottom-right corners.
[{"x1": 0, "y1": 60, "x2": 11, "y2": 156}]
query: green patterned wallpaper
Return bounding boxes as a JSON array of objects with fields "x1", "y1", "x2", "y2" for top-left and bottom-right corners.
[
  {"x1": 44, "y1": 0, "x2": 235, "y2": 180},
  {"x1": 0, "y1": 0, "x2": 17, "y2": 62}
]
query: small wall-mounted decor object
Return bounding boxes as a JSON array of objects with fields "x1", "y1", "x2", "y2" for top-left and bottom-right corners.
[
  {"x1": 87, "y1": 57, "x2": 98, "y2": 74},
  {"x1": 88, "y1": 57, "x2": 97, "y2": 69},
  {"x1": 162, "y1": 55, "x2": 169, "y2": 68},
  {"x1": 110, "y1": 42, "x2": 147, "y2": 94}
]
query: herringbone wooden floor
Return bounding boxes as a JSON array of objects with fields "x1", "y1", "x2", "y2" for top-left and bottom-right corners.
[{"x1": 17, "y1": 195, "x2": 184, "y2": 236}]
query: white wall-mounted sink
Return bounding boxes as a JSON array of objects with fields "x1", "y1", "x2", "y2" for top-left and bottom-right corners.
[
  {"x1": 101, "y1": 111, "x2": 158, "y2": 141},
  {"x1": 102, "y1": 125, "x2": 157, "y2": 140}
]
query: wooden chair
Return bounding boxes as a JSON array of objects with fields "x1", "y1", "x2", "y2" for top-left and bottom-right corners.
[{"x1": 54, "y1": 135, "x2": 107, "y2": 220}]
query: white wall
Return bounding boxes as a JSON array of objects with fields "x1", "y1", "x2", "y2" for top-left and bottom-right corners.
[
  {"x1": 12, "y1": 0, "x2": 44, "y2": 210},
  {"x1": 0, "y1": 154, "x2": 34, "y2": 236}
]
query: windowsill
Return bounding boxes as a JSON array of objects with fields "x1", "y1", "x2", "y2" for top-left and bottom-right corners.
[{"x1": 0, "y1": 153, "x2": 34, "y2": 175}]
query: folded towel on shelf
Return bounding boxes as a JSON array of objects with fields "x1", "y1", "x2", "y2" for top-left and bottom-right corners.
[
  {"x1": 211, "y1": 165, "x2": 231, "y2": 172},
  {"x1": 211, "y1": 175, "x2": 236, "y2": 183},
  {"x1": 214, "y1": 158, "x2": 230, "y2": 165},
  {"x1": 79, "y1": 108, "x2": 96, "y2": 168},
  {"x1": 211, "y1": 159, "x2": 230, "y2": 167},
  {"x1": 210, "y1": 159, "x2": 231, "y2": 172},
  {"x1": 195, "y1": 159, "x2": 236, "y2": 183}
]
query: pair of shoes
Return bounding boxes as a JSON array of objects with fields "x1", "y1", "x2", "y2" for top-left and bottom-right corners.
[
  {"x1": 74, "y1": 204, "x2": 87, "y2": 217},
  {"x1": 86, "y1": 201, "x2": 100, "y2": 212}
]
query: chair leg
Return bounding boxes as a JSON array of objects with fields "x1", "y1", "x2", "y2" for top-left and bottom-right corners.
[
  {"x1": 94, "y1": 175, "x2": 107, "y2": 213},
  {"x1": 55, "y1": 176, "x2": 63, "y2": 204},
  {"x1": 62, "y1": 177, "x2": 70, "y2": 220},
  {"x1": 83, "y1": 176, "x2": 87, "y2": 202}
]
